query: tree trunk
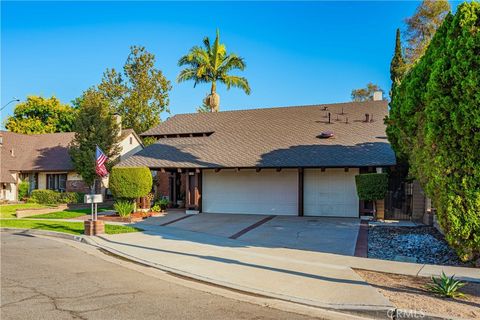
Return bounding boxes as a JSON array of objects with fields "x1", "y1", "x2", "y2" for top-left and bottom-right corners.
[{"x1": 204, "y1": 81, "x2": 220, "y2": 112}]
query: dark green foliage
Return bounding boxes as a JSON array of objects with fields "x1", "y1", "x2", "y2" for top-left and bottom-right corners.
[
  {"x1": 386, "y1": 2, "x2": 480, "y2": 261},
  {"x1": 109, "y1": 167, "x2": 153, "y2": 200},
  {"x1": 355, "y1": 173, "x2": 388, "y2": 201},
  {"x1": 30, "y1": 190, "x2": 83, "y2": 204},
  {"x1": 69, "y1": 89, "x2": 121, "y2": 188},
  {"x1": 58, "y1": 192, "x2": 83, "y2": 204},
  {"x1": 18, "y1": 182, "x2": 30, "y2": 200},
  {"x1": 30, "y1": 190, "x2": 59, "y2": 204},
  {"x1": 390, "y1": 29, "x2": 406, "y2": 84},
  {"x1": 426, "y1": 272, "x2": 466, "y2": 298},
  {"x1": 97, "y1": 46, "x2": 171, "y2": 134}
]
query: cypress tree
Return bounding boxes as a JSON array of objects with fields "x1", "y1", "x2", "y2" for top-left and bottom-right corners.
[
  {"x1": 390, "y1": 29, "x2": 405, "y2": 83},
  {"x1": 386, "y1": 2, "x2": 480, "y2": 262}
]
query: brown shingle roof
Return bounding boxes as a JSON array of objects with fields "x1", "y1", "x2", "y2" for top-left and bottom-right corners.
[
  {"x1": 0, "y1": 128, "x2": 140, "y2": 182},
  {"x1": 120, "y1": 100, "x2": 396, "y2": 169},
  {"x1": 1, "y1": 131, "x2": 75, "y2": 181}
]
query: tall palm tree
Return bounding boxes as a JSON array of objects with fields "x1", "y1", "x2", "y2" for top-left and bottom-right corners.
[{"x1": 177, "y1": 30, "x2": 251, "y2": 112}]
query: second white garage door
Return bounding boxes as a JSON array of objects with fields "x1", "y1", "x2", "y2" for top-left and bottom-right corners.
[
  {"x1": 202, "y1": 169, "x2": 298, "y2": 215},
  {"x1": 304, "y1": 168, "x2": 359, "y2": 217}
]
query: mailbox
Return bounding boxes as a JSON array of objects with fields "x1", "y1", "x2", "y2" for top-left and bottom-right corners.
[{"x1": 84, "y1": 194, "x2": 103, "y2": 204}]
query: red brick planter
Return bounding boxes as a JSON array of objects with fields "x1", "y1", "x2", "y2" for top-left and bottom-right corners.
[{"x1": 84, "y1": 220, "x2": 105, "y2": 235}]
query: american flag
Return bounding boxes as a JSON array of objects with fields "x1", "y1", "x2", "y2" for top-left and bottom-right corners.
[{"x1": 95, "y1": 146, "x2": 109, "y2": 177}]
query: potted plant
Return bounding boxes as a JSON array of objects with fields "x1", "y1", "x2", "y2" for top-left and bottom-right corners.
[
  {"x1": 177, "y1": 191, "x2": 185, "y2": 208},
  {"x1": 355, "y1": 173, "x2": 388, "y2": 220}
]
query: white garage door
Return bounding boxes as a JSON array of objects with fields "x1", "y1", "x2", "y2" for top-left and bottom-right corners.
[
  {"x1": 304, "y1": 168, "x2": 359, "y2": 217},
  {"x1": 202, "y1": 169, "x2": 298, "y2": 215}
]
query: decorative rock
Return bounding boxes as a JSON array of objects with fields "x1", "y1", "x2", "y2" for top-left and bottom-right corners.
[{"x1": 368, "y1": 225, "x2": 464, "y2": 266}]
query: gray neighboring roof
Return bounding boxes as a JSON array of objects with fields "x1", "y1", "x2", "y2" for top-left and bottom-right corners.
[
  {"x1": 120, "y1": 100, "x2": 396, "y2": 169},
  {"x1": 0, "y1": 128, "x2": 139, "y2": 181}
]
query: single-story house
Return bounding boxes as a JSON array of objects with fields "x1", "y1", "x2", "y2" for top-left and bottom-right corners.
[
  {"x1": 117, "y1": 96, "x2": 397, "y2": 217},
  {"x1": 0, "y1": 119, "x2": 143, "y2": 202}
]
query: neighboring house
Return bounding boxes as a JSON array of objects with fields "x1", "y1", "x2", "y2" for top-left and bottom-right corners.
[
  {"x1": 117, "y1": 96, "x2": 398, "y2": 217},
  {"x1": 0, "y1": 123, "x2": 143, "y2": 202}
]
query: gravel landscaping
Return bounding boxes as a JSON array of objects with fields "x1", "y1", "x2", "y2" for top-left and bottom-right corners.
[{"x1": 368, "y1": 225, "x2": 465, "y2": 266}]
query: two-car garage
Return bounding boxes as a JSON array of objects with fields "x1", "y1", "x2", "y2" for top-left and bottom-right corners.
[{"x1": 202, "y1": 168, "x2": 359, "y2": 217}]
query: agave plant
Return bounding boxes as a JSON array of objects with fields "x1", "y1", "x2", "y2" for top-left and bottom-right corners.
[
  {"x1": 426, "y1": 272, "x2": 466, "y2": 298},
  {"x1": 114, "y1": 200, "x2": 134, "y2": 218}
]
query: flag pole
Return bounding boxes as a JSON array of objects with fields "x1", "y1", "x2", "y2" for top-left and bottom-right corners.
[{"x1": 92, "y1": 179, "x2": 96, "y2": 221}]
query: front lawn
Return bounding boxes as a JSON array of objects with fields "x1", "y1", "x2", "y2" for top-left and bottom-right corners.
[
  {"x1": 0, "y1": 203, "x2": 53, "y2": 219},
  {"x1": 0, "y1": 219, "x2": 142, "y2": 235},
  {"x1": 31, "y1": 208, "x2": 111, "y2": 220}
]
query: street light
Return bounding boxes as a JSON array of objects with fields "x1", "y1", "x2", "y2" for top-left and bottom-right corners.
[{"x1": 0, "y1": 97, "x2": 20, "y2": 112}]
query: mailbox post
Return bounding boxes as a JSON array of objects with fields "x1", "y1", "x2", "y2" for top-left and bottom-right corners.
[{"x1": 84, "y1": 194, "x2": 104, "y2": 235}]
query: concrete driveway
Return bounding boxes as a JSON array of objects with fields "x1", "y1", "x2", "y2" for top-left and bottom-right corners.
[{"x1": 141, "y1": 212, "x2": 360, "y2": 256}]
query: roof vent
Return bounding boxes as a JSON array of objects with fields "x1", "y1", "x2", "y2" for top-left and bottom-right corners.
[{"x1": 318, "y1": 131, "x2": 334, "y2": 139}]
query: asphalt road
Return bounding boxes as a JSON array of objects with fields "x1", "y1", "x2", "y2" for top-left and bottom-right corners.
[{"x1": 0, "y1": 231, "x2": 317, "y2": 320}]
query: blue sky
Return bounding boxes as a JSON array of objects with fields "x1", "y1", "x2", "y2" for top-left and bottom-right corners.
[{"x1": 1, "y1": 1, "x2": 458, "y2": 121}]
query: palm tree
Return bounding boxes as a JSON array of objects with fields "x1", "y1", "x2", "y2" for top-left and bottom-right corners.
[{"x1": 177, "y1": 30, "x2": 251, "y2": 112}]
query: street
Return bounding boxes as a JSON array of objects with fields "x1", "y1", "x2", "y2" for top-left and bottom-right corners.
[{"x1": 0, "y1": 231, "x2": 319, "y2": 320}]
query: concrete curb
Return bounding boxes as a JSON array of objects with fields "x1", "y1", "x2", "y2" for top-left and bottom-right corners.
[
  {"x1": 1, "y1": 227, "x2": 87, "y2": 243},
  {"x1": 0, "y1": 227, "x2": 464, "y2": 320},
  {"x1": 88, "y1": 235, "x2": 395, "y2": 320}
]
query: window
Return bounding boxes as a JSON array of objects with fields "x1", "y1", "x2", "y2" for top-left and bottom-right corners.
[
  {"x1": 46, "y1": 174, "x2": 67, "y2": 192},
  {"x1": 129, "y1": 137, "x2": 133, "y2": 144}
]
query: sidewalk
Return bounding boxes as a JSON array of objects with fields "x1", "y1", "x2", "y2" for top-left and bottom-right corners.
[
  {"x1": 86, "y1": 225, "x2": 478, "y2": 316},
  {"x1": 89, "y1": 227, "x2": 393, "y2": 315}
]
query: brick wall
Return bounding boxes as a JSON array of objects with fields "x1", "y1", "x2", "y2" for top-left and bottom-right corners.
[
  {"x1": 66, "y1": 180, "x2": 91, "y2": 193},
  {"x1": 155, "y1": 172, "x2": 170, "y2": 198}
]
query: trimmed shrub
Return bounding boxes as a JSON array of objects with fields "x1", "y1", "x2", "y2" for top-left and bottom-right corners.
[
  {"x1": 355, "y1": 173, "x2": 388, "y2": 201},
  {"x1": 114, "y1": 200, "x2": 134, "y2": 217},
  {"x1": 110, "y1": 167, "x2": 153, "y2": 200},
  {"x1": 58, "y1": 192, "x2": 83, "y2": 204},
  {"x1": 30, "y1": 190, "x2": 59, "y2": 204},
  {"x1": 18, "y1": 182, "x2": 30, "y2": 200}
]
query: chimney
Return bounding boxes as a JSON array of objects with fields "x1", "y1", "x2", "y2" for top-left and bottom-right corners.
[
  {"x1": 114, "y1": 112, "x2": 122, "y2": 137},
  {"x1": 365, "y1": 113, "x2": 370, "y2": 122},
  {"x1": 373, "y1": 91, "x2": 383, "y2": 101}
]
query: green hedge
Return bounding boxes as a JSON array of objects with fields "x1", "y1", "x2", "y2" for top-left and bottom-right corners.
[
  {"x1": 355, "y1": 173, "x2": 388, "y2": 201},
  {"x1": 59, "y1": 192, "x2": 85, "y2": 204},
  {"x1": 385, "y1": 2, "x2": 480, "y2": 262},
  {"x1": 30, "y1": 190, "x2": 59, "y2": 204},
  {"x1": 110, "y1": 167, "x2": 152, "y2": 200},
  {"x1": 30, "y1": 190, "x2": 84, "y2": 205},
  {"x1": 18, "y1": 182, "x2": 30, "y2": 200}
]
